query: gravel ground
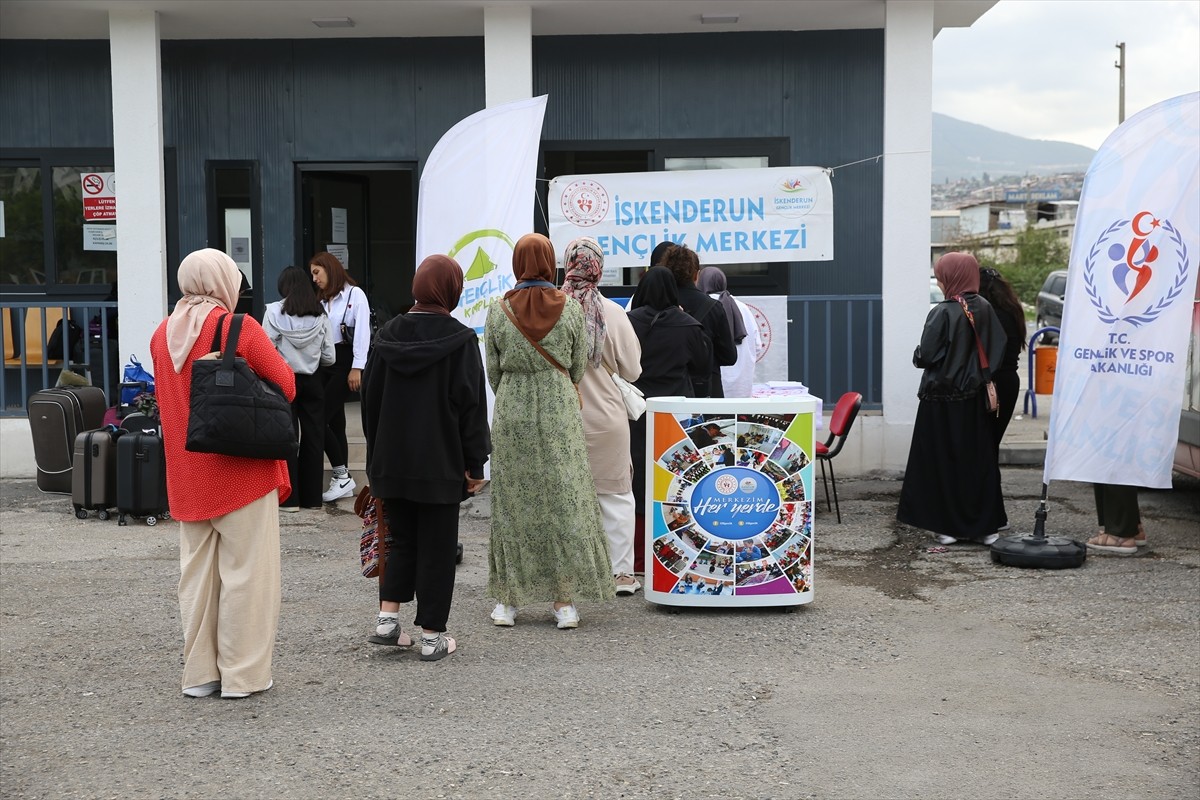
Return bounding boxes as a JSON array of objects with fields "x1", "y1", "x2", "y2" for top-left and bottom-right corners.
[{"x1": 2, "y1": 467, "x2": 1198, "y2": 800}]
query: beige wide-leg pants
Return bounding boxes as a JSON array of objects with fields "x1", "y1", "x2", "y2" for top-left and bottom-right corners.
[{"x1": 178, "y1": 490, "x2": 280, "y2": 694}]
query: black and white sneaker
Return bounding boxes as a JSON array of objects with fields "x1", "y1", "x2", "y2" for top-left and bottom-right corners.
[{"x1": 322, "y1": 474, "x2": 356, "y2": 502}]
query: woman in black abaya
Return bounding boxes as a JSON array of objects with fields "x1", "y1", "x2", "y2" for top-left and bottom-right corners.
[{"x1": 897, "y1": 253, "x2": 1007, "y2": 545}]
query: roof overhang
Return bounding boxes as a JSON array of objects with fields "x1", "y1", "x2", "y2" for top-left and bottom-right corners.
[{"x1": 0, "y1": 0, "x2": 995, "y2": 40}]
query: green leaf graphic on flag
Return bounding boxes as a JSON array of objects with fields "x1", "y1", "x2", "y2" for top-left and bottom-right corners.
[{"x1": 448, "y1": 229, "x2": 516, "y2": 280}]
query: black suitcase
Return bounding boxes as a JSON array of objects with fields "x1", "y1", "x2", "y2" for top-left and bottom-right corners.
[
  {"x1": 72, "y1": 427, "x2": 122, "y2": 519},
  {"x1": 27, "y1": 386, "x2": 108, "y2": 494},
  {"x1": 119, "y1": 413, "x2": 159, "y2": 433},
  {"x1": 116, "y1": 430, "x2": 169, "y2": 526}
]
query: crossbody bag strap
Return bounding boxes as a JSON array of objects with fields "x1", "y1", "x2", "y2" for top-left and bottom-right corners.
[
  {"x1": 954, "y1": 296, "x2": 990, "y2": 375},
  {"x1": 498, "y1": 299, "x2": 570, "y2": 379}
]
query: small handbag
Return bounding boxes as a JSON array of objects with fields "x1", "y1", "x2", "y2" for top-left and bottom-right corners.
[
  {"x1": 602, "y1": 356, "x2": 646, "y2": 420},
  {"x1": 185, "y1": 314, "x2": 299, "y2": 459},
  {"x1": 354, "y1": 485, "x2": 391, "y2": 579},
  {"x1": 498, "y1": 300, "x2": 582, "y2": 409},
  {"x1": 955, "y1": 296, "x2": 1000, "y2": 415}
]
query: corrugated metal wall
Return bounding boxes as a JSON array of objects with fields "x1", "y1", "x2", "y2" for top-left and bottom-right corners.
[
  {"x1": 537, "y1": 30, "x2": 885, "y2": 403},
  {"x1": 2, "y1": 30, "x2": 885, "y2": 404},
  {"x1": 161, "y1": 38, "x2": 484, "y2": 279}
]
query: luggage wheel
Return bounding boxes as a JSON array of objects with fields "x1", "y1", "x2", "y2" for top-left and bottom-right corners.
[
  {"x1": 98, "y1": 510, "x2": 110, "y2": 521},
  {"x1": 75, "y1": 507, "x2": 88, "y2": 520},
  {"x1": 146, "y1": 516, "x2": 158, "y2": 526}
]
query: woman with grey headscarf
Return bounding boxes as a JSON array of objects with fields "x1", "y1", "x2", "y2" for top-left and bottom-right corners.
[
  {"x1": 150, "y1": 248, "x2": 296, "y2": 699},
  {"x1": 698, "y1": 266, "x2": 760, "y2": 398},
  {"x1": 561, "y1": 237, "x2": 644, "y2": 595}
]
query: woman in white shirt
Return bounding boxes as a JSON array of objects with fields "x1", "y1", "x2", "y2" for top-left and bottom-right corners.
[
  {"x1": 310, "y1": 251, "x2": 372, "y2": 502},
  {"x1": 697, "y1": 267, "x2": 761, "y2": 398}
]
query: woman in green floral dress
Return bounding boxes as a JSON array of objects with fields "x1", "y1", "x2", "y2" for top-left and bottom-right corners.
[{"x1": 485, "y1": 233, "x2": 614, "y2": 629}]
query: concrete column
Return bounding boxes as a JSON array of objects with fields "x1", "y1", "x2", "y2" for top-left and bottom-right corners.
[
  {"x1": 484, "y1": 4, "x2": 533, "y2": 107},
  {"x1": 880, "y1": 0, "x2": 935, "y2": 471},
  {"x1": 109, "y1": 10, "x2": 168, "y2": 367}
]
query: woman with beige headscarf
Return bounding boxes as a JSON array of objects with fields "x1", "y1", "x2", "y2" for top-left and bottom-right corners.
[
  {"x1": 561, "y1": 237, "x2": 643, "y2": 596},
  {"x1": 150, "y1": 248, "x2": 296, "y2": 699},
  {"x1": 485, "y1": 233, "x2": 614, "y2": 629}
]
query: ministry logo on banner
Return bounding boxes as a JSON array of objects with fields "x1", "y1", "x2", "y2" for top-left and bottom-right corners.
[{"x1": 1045, "y1": 93, "x2": 1199, "y2": 489}]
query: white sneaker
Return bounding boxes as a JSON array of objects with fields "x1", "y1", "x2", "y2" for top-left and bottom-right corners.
[
  {"x1": 983, "y1": 533, "x2": 1000, "y2": 546},
  {"x1": 322, "y1": 474, "x2": 356, "y2": 502},
  {"x1": 553, "y1": 604, "x2": 579, "y2": 630},
  {"x1": 182, "y1": 680, "x2": 220, "y2": 698},
  {"x1": 221, "y1": 679, "x2": 273, "y2": 700},
  {"x1": 935, "y1": 534, "x2": 957, "y2": 545},
  {"x1": 490, "y1": 604, "x2": 517, "y2": 627}
]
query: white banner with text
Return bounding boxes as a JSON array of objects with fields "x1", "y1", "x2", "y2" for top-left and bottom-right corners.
[{"x1": 548, "y1": 167, "x2": 833, "y2": 269}]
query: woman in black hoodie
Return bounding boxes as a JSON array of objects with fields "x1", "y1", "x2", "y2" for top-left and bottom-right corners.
[{"x1": 359, "y1": 255, "x2": 490, "y2": 661}]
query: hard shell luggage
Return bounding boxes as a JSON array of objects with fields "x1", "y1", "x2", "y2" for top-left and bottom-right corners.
[
  {"x1": 116, "y1": 430, "x2": 169, "y2": 526},
  {"x1": 27, "y1": 386, "x2": 108, "y2": 494},
  {"x1": 119, "y1": 413, "x2": 159, "y2": 433},
  {"x1": 72, "y1": 427, "x2": 122, "y2": 519}
]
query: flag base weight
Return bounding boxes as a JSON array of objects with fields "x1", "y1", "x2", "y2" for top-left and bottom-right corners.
[{"x1": 990, "y1": 484, "x2": 1088, "y2": 570}]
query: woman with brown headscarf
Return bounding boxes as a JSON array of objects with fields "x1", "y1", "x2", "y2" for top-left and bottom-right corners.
[
  {"x1": 897, "y1": 252, "x2": 1008, "y2": 545},
  {"x1": 360, "y1": 254, "x2": 490, "y2": 661},
  {"x1": 150, "y1": 248, "x2": 296, "y2": 699},
  {"x1": 484, "y1": 233, "x2": 614, "y2": 629}
]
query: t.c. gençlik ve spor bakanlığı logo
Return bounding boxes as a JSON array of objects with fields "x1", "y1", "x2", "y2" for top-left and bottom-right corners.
[
  {"x1": 1083, "y1": 210, "x2": 1190, "y2": 328},
  {"x1": 560, "y1": 180, "x2": 610, "y2": 227}
]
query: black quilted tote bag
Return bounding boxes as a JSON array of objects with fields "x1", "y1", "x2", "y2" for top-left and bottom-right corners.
[{"x1": 185, "y1": 314, "x2": 298, "y2": 460}]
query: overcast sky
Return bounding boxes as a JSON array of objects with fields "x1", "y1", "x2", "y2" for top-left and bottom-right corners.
[{"x1": 933, "y1": 0, "x2": 1200, "y2": 150}]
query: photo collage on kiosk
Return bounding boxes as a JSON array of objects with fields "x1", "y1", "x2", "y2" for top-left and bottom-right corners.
[{"x1": 652, "y1": 412, "x2": 813, "y2": 597}]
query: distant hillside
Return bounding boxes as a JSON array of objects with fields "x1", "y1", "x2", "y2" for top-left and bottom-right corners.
[{"x1": 932, "y1": 113, "x2": 1096, "y2": 183}]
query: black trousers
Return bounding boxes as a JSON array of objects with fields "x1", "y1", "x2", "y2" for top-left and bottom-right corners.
[
  {"x1": 1094, "y1": 483, "x2": 1141, "y2": 538},
  {"x1": 283, "y1": 372, "x2": 325, "y2": 508},
  {"x1": 320, "y1": 344, "x2": 353, "y2": 468},
  {"x1": 378, "y1": 498, "x2": 460, "y2": 633}
]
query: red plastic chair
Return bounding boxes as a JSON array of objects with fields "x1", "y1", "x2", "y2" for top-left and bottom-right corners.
[{"x1": 816, "y1": 391, "x2": 863, "y2": 524}]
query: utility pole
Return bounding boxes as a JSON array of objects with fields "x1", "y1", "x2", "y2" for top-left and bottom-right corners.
[{"x1": 1115, "y1": 42, "x2": 1126, "y2": 123}]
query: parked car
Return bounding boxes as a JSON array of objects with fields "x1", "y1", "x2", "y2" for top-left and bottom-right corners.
[
  {"x1": 1036, "y1": 269, "x2": 1068, "y2": 334},
  {"x1": 930, "y1": 277, "x2": 944, "y2": 309}
]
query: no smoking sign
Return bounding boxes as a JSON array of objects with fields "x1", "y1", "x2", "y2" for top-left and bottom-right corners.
[{"x1": 81, "y1": 172, "x2": 117, "y2": 220}]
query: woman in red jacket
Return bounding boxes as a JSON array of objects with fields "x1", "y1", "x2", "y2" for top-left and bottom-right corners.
[{"x1": 150, "y1": 249, "x2": 296, "y2": 700}]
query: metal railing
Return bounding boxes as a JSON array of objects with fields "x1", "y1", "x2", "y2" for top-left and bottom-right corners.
[{"x1": 1, "y1": 299, "x2": 120, "y2": 417}]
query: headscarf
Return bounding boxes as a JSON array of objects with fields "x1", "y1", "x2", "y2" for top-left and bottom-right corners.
[
  {"x1": 561, "y1": 237, "x2": 607, "y2": 367},
  {"x1": 503, "y1": 233, "x2": 566, "y2": 341},
  {"x1": 411, "y1": 254, "x2": 464, "y2": 315},
  {"x1": 630, "y1": 267, "x2": 682, "y2": 312},
  {"x1": 165, "y1": 248, "x2": 241, "y2": 373},
  {"x1": 697, "y1": 266, "x2": 748, "y2": 344},
  {"x1": 934, "y1": 252, "x2": 981, "y2": 300},
  {"x1": 649, "y1": 240, "x2": 676, "y2": 266}
]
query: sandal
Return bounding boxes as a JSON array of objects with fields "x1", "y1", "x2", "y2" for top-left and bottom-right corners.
[
  {"x1": 368, "y1": 615, "x2": 413, "y2": 647},
  {"x1": 420, "y1": 633, "x2": 456, "y2": 662},
  {"x1": 1086, "y1": 532, "x2": 1137, "y2": 556}
]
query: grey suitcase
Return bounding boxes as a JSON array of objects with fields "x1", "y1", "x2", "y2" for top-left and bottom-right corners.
[
  {"x1": 72, "y1": 427, "x2": 121, "y2": 519},
  {"x1": 27, "y1": 386, "x2": 107, "y2": 494}
]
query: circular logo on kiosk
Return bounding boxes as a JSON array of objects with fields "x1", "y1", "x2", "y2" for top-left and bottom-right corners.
[
  {"x1": 714, "y1": 475, "x2": 738, "y2": 495},
  {"x1": 689, "y1": 467, "x2": 781, "y2": 540}
]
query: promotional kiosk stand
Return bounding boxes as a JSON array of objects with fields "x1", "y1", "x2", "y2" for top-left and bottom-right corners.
[{"x1": 643, "y1": 396, "x2": 818, "y2": 608}]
